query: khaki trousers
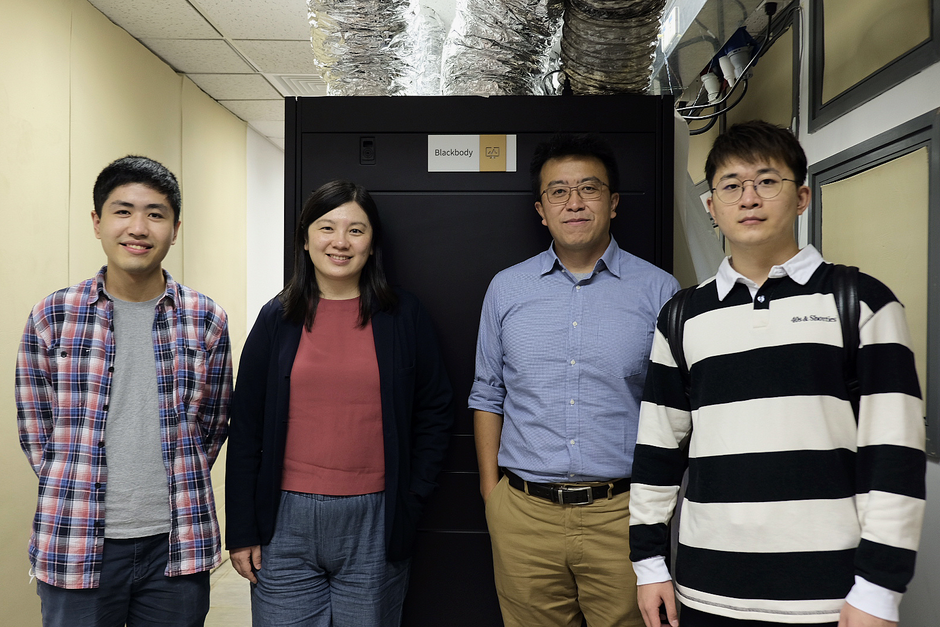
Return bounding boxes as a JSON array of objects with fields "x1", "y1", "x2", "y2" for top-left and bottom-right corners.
[{"x1": 485, "y1": 475, "x2": 643, "y2": 627}]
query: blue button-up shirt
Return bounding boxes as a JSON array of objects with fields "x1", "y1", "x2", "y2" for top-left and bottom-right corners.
[{"x1": 469, "y1": 237, "x2": 678, "y2": 483}]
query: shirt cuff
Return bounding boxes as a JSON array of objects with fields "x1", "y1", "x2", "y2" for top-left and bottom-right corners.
[
  {"x1": 844, "y1": 575, "x2": 901, "y2": 622},
  {"x1": 633, "y1": 556, "x2": 672, "y2": 585}
]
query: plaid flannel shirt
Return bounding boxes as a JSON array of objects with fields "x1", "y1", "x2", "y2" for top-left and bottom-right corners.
[{"x1": 15, "y1": 267, "x2": 232, "y2": 589}]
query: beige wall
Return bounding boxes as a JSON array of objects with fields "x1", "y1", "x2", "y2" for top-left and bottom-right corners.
[
  {"x1": 821, "y1": 148, "x2": 930, "y2": 401},
  {"x1": 822, "y1": 0, "x2": 930, "y2": 103},
  {"x1": 0, "y1": 1, "x2": 247, "y2": 624}
]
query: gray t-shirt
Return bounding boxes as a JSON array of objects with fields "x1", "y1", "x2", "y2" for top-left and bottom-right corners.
[{"x1": 104, "y1": 295, "x2": 171, "y2": 538}]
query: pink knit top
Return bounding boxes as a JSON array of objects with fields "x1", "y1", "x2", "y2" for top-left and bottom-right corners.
[{"x1": 281, "y1": 297, "x2": 384, "y2": 495}]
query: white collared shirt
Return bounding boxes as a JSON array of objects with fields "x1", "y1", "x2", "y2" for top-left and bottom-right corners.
[{"x1": 715, "y1": 245, "x2": 824, "y2": 301}]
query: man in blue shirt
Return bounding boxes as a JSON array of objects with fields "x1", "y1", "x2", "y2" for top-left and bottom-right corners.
[{"x1": 470, "y1": 134, "x2": 678, "y2": 627}]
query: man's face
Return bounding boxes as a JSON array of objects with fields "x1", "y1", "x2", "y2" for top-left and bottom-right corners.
[
  {"x1": 535, "y1": 156, "x2": 619, "y2": 261},
  {"x1": 92, "y1": 183, "x2": 180, "y2": 283},
  {"x1": 707, "y1": 157, "x2": 809, "y2": 257}
]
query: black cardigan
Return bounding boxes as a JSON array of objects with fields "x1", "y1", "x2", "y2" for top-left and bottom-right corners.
[{"x1": 225, "y1": 290, "x2": 454, "y2": 561}]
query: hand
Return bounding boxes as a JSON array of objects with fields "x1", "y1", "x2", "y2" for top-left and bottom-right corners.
[
  {"x1": 637, "y1": 582, "x2": 679, "y2": 627},
  {"x1": 838, "y1": 602, "x2": 896, "y2": 627},
  {"x1": 230, "y1": 545, "x2": 262, "y2": 584},
  {"x1": 480, "y1": 475, "x2": 499, "y2": 502}
]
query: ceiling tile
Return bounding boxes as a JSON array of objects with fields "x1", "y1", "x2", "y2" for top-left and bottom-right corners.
[
  {"x1": 249, "y1": 120, "x2": 286, "y2": 138},
  {"x1": 87, "y1": 0, "x2": 220, "y2": 39},
  {"x1": 234, "y1": 40, "x2": 319, "y2": 74},
  {"x1": 195, "y1": 0, "x2": 311, "y2": 40},
  {"x1": 142, "y1": 39, "x2": 253, "y2": 73},
  {"x1": 188, "y1": 74, "x2": 282, "y2": 100},
  {"x1": 219, "y1": 100, "x2": 286, "y2": 122}
]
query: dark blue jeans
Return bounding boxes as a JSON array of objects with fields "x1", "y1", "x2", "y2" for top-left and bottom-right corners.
[{"x1": 36, "y1": 533, "x2": 210, "y2": 627}]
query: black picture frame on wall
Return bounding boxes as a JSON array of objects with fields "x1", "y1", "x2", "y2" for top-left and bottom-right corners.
[
  {"x1": 808, "y1": 109, "x2": 940, "y2": 458},
  {"x1": 808, "y1": 0, "x2": 940, "y2": 131}
]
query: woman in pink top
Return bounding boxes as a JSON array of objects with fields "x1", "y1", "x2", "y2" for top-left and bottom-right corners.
[{"x1": 226, "y1": 180, "x2": 454, "y2": 627}]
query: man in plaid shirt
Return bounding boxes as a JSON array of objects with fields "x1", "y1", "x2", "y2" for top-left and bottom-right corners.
[{"x1": 15, "y1": 156, "x2": 232, "y2": 626}]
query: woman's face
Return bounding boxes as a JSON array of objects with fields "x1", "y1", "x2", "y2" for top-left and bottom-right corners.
[{"x1": 304, "y1": 201, "x2": 373, "y2": 298}]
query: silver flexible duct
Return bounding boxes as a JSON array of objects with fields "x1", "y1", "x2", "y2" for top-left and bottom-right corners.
[
  {"x1": 407, "y1": 5, "x2": 448, "y2": 95},
  {"x1": 441, "y1": 0, "x2": 564, "y2": 96},
  {"x1": 308, "y1": 0, "x2": 416, "y2": 96},
  {"x1": 308, "y1": 0, "x2": 662, "y2": 97},
  {"x1": 561, "y1": 0, "x2": 667, "y2": 94}
]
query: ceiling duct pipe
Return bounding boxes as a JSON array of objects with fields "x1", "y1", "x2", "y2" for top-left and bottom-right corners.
[
  {"x1": 441, "y1": 0, "x2": 564, "y2": 95},
  {"x1": 561, "y1": 0, "x2": 667, "y2": 94},
  {"x1": 308, "y1": 0, "x2": 418, "y2": 95}
]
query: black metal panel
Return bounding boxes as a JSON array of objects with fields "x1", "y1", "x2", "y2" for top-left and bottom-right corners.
[
  {"x1": 402, "y1": 531, "x2": 500, "y2": 627},
  {"x1": 286, "y1": 94, "x2": 674, "y2": 627}
]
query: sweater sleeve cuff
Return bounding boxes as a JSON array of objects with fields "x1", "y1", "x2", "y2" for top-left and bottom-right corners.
[
  {"x1": 844, "y1": 575, "x2": 901, "y2": 622},
  {"x1": 633, "y1": 556, "x2": 672, "y2": 585}
]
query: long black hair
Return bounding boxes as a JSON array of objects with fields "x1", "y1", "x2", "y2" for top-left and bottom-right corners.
[{"x1": 280, "y1": 180, "x2": 398, "y2": 329}]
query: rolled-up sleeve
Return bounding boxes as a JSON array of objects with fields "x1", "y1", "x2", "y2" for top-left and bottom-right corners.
[{"x1": 468, "y1": 280, "x2": 505, "y2": 414}]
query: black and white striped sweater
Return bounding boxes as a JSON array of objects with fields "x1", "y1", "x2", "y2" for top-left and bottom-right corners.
[{"x1": 629, "y1": 261, "x2": 926, "y2": 623}]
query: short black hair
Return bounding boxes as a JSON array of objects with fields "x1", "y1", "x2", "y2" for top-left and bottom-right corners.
[
  {"x1": 530, "y1": 134, "x2": 620, "y2": 199},
  {"x1": 705, "y1": 120, "x2": 808, "y2": 187},
  {"x1": 93, "y1": 156, "x2": 182, "y2": 222}
]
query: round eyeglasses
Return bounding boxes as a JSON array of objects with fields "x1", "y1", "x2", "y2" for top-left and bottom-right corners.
[
  {"x1": 711, "y1": 175, "x2": 797, "y2": 204},
  {"x1": 540, "y1": 181, "x2": 609, "y2": 205}
]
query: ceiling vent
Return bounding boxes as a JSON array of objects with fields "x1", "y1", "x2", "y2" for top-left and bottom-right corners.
[{"x1": 271, "y1": 74, "x2": 329, "y2": 97}]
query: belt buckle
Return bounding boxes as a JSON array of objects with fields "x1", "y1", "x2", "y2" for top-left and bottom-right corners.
[{"x1": 559, "y1": 485, "x2": 593, "y2": 505}]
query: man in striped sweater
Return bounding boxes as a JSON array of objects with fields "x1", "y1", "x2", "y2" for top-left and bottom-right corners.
[{"x1": 629, "y1": 120, "x2": 926, "y2": 627}]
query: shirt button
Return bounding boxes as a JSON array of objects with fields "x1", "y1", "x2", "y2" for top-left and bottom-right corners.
[
  {"x1": 576, "y1": 285, "x2": 581, "y2": 290},
  {"x1": 572, "y1": 321, "x2": 578, "y2": 327},
  {"x1": 60, "y1": 351, "x2": 67, "y2": 358},
  {"x1": 95, "y1": 483, "x2": 101, "y2": 489},
  {"x1": 108, "y1": 367, "x2": 114, "y2": 373},
  {"x1": 570, "y1": 439, "x2": 576, "y2": 445},
  {"x1": 97, "y1": 441, "x2": 105, "y2": 448},
  {"x1": 570, "y1": 399, "x2": 575, "y2": 405},
  {"x1": 757, "y1": 295, "x2": 766, "y2": 303},
  {"x1": 103, "y1": 404, "x2": 109, "y2": 411},
  {"x1": 570, "y1": 360, "x2": 576, "y2": 365}
]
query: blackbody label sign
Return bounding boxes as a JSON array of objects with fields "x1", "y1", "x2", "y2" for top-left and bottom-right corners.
[{"x1": 427, "y1": 135, "x2": 517, "y2": 172}]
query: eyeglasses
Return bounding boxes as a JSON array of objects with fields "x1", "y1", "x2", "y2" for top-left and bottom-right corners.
[
  {"x1": 711, "y1": 175, "x2": 797, "y2": 204},
  {"x1": 540, "y1": 181, "x2": 609, "y2": 205}
]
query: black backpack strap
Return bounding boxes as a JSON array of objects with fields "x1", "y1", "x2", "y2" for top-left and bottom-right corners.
[
  {"x1": 666, "y1": 286, "x2": 696, "y2": 400},
  {"x1": 832, "y1": 264, "x2": 861, "y2": 418}
]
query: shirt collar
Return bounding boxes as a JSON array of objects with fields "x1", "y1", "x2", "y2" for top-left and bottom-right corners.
[
  {"x1": 89, "y1": 266, "x2": 179, "y2": 306},
  {"x1": 715, "y1": 245, "x2": 824, "y2": 301},
  {"x1": 540, "y1": 235, "x2": 620, "y2": 278}
]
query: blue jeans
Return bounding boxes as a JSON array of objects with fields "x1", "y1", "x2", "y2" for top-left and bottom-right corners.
[
  {"x1": 251, "y1": 491, "x2": 410, "y2": 627},
  {"x1": 36, "y1": 533, "x2": 210, "y2": 627}
]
